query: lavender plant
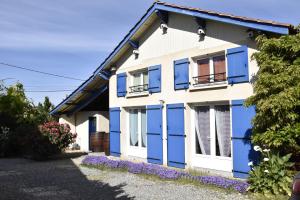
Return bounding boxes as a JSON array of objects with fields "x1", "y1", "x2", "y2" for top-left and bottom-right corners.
[{"x1": 82, "y1": 155, "x2": 249, "y2": 193}]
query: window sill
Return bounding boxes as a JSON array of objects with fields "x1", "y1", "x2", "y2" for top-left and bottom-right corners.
[
  {"x1": 126, "y1": 91, "x2": 149, "y2": 98},
  {"x1": 193, "y1": 154, "x2": 232, "y2": 160},
  {"x1": 189, "y1": 81, "x2": 228, "y2": 91}
]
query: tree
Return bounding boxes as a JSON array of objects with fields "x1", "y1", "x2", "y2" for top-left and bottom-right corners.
[
  {"x1": 245, "y1": 28, "x2": 300, "y2": 156},
  {"x1": 34, "y1": 96, "x2": 57, "y2": 124},
  {"x1": 0, "y1": 83, "x2": 34, "y2": 127}
]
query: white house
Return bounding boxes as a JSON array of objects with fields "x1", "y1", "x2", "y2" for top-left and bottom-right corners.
[{"x1": 51, "y1": 1, "x2": 292, "y2": 178}]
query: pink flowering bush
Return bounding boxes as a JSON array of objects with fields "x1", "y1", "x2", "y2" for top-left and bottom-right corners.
[{"x1": 39, "y1": 121, "x2": 77, "y2": 151}]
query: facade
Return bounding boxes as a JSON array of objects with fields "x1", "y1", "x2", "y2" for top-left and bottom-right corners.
[
  {"x1": 51, "y1": 2, "x2": 292, "y2": 178},
  {"x1": 59, "y1": 111, "x2": 109, "y2": 151}
]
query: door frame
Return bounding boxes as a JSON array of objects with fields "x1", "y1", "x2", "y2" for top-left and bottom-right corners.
[{"x1": 190, "y1": 102, "x2": 232, "y2": 172}]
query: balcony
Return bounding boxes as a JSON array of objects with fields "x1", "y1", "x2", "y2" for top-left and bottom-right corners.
[
  {"x1": 127, "y1": 84, "x2": 149, "y2": 97},
  {"x1": 191, "y1": 72, "x2": 227, "y2": 90}
]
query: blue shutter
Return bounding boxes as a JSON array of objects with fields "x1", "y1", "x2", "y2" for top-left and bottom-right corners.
[
  {"x1": 147, "y1": 105, "x2": 163, "y2": 164},
  {"x1": 227, "y1": 46, "x2": 249, "y2": 84},
  {"x1": 148, "y1": 65, "x2": 161, "y2": 93},
  {"x1": 167, "y1": 103, "x2": 185, "y2": 168},
  {"x1": 109, "y1": 107, "x2": 121, "y2": 156},
  {"x1": 117, "y1": 73, "x2": 127, "y2": 97},
  {"x1": 232, "y1": 100, "x2": 259, "y2": 178},
  {"x1": 174, "y1": 58, "x2": 189, "y2": 90}
]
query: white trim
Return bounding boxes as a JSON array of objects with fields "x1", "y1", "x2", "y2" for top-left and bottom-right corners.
[
  {"x1": 190, "y1": 103, "x2": 232, "y2": 172},
  {"x1": 189, "y1": 82, "x2": 228, "y2": 91},
  {"x1": 209, "y1": 58, "x2": 214, "y2": 83},
  {"x1": 162, "y1": 105, "x2": 167, "y2": 165},
  {"x1": 126, "y1": 92, "x2": 149, "y2": 98}
]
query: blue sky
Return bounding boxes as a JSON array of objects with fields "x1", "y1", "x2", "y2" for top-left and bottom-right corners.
[{"x1": 1, "y1": 0, "x2": 299, "y2": 106}]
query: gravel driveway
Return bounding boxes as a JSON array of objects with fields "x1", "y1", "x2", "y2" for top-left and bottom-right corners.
[{"x1": 0, "y1": 155, "x2": 251, "y2": 200}]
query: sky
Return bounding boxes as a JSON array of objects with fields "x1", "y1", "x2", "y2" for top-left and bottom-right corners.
[{"x1": 1, "y1": 0, "x2": 299, "y2": 106}]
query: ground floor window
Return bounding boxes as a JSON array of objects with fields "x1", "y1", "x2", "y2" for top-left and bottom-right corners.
[
  {"x1": 129, "y1": 108, "x2": 147, "y2": 148},
  {"x1": 195, "y1": 104, "x2": 231, "y2": 157}
]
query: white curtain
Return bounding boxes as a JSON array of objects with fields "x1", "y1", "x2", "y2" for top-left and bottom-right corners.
[
  {"x1": 215, "y1": 105, "x2": 231, "y2": 157},
  {"x1": 141, "y1": 109, "x2": 147, "y2": 147},
  {"x1": 130, "y1": 110, "x2": 138, "y2": 146},
  {"x1": 195, "y1": 106, "x2": 210, "y2": 155}
]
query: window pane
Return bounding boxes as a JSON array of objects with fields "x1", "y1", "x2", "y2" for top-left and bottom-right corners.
[
  {"x1": 130, "y1": 110, "x2": 139, "y2": 146},
  {"x1": 197, "y1": 59, "x2": 210, "y2": 84},
  {"x1": 133, "y1": 73, "x2": 141, "y2": 86},
  {"x1": 141, "y1": 109, "x2": 147, "y2": 147},
  {"x1": 215, "y1": 105, "x2": 231, "y2": 157},
  {"x1": 213, "y1": 55, "x2": 226, "y2": 82},
  {"x1": 143, "y1": 72, "x2": 148, "y2": 85},
  {"x1": 195, "y1": 106, "x2": 210, "y2": 155}
]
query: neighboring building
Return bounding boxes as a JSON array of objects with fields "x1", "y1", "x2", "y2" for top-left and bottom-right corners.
[{"x1": 51, "y1": 1, "x2": 292, "y2": 178}]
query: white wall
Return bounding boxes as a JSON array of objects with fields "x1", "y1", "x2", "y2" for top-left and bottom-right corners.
[
  {"x1": 109, "y1": 12, "x2": 259, "y2": 172},
  {"x1": 59, "y1": 111, "x2": 109, "y2": 152}
]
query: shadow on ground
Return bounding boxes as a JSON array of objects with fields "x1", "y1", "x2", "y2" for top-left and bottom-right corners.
[{"x1": 0, "y1": 153, "x2": 133, "y2": 200}]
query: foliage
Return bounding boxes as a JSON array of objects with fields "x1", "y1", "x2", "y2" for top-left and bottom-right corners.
[
  {"x1": 0, "y1": 83, "x2": 33, "y2": 126},
  {"x1": 82, "y1": 155, "x2": 249, "y2": 193},
  {"x1": 0, "y1": 82, "x2": 60, "y2": 158},
  {"x1": 245, "y1": 30, "x2": 300, "y2": 155},
  {"x1": 39, "y1": 121, "x2": 77, "y2": 151},
  {"x1": 0, "y1": 127, "x2": 10, "y2": 157},
  {"x1": 34, "y1": 96, "x2": 57, "y2": 124},
  {"x1": 248, "y1": 147, "x2": 294, "y2": 196}
]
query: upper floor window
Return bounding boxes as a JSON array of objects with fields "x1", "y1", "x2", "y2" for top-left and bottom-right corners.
[
  {"x1": 193, "y1": 55, "x2": 227, "y2": 86},
  {"x1": 129, "y1": 70, "x2": 148, "y2": 94}
]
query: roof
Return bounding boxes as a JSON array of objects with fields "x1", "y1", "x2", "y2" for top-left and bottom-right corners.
[
  {"x1": 158, "y1": 1, "x2": 292, "y2": 28},
  {"x1": 50, "y1": 1, "x2": 293, "y2": 116}
]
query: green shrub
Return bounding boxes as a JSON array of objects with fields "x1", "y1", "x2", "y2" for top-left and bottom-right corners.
[
  {"x1": 0, "y1": 123, "x2": 61, "y2": 160},
  {"x1": 248, "y1": 147, "x2": 294, "y2": 196},
  {"x1": 0, "y1": 126, "x2": 10, "y2": 157}
]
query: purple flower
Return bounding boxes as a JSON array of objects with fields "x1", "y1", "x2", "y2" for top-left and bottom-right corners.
[{"x1": 81, "y1": 155, "x2": 249, "y2": 193}]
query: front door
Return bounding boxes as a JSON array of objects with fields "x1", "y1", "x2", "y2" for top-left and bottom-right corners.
[{"x1": 167, "y1": 103, "x2": 185, "y2": 168}]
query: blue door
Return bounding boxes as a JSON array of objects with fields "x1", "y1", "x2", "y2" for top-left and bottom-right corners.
[
  {"x1": 167, "y1": 103, "x2": 185, "y2": 168},
  {"x1": 147, "y1": 105, "x2": 163, "y2": 164},
  {"x1": 89, "y1": 117, "x2": 97, "y2": 150},
  {"x1": 232, "y1": 100, "x2": 259, "y2": 178},
  {"x1": 109, "y1": 107, "x2": 121, "y2": 157},
  {"x1": 89, "y1": 117, "x2": 96, "y2": 133}
]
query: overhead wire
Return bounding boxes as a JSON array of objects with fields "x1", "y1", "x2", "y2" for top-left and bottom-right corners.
[
  {"x1": 0, "y1": 62, "x2": 85, "y2": 81},
  {"x1": 25, "y1": 90, "x2": 74, "y2": 92}
]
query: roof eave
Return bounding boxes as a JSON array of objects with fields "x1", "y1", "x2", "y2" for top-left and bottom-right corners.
[{"x1": 92, "y1": 2, "x2": 291, "y2": 76}]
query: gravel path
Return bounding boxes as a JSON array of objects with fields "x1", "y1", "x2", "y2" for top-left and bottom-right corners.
[{"x1": 0, "y1": 155, "x2": 251, "y2": 200}]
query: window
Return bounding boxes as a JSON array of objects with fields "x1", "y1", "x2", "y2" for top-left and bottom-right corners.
[
  {"x1": 129, "y1": 71, "x2": 148, "y2": 93},
  {"x1": 129, "y1": 108, "x2": 147, "y2": 148},
  {"x1": 193, "y1": 55, "x2": 226, "y2": 85},
  {"x1": 194, "y1": 105, "x2": 231, "y2": 157}
]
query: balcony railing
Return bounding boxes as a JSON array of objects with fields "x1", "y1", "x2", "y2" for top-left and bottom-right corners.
[
  {"x1": 129, "y1": 84, "x2": 148, "y2": 93},
  {"x1": 193, "y1": 72, "x2": 226, "y2": 85}
]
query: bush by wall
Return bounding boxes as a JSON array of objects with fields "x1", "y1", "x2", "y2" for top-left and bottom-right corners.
[
  {"x1": 39, "y1": 121, "x2": 77, "y2": 151},
  {"x1": 248, "y1": 146, "x2": 294, "y2": 196}
]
